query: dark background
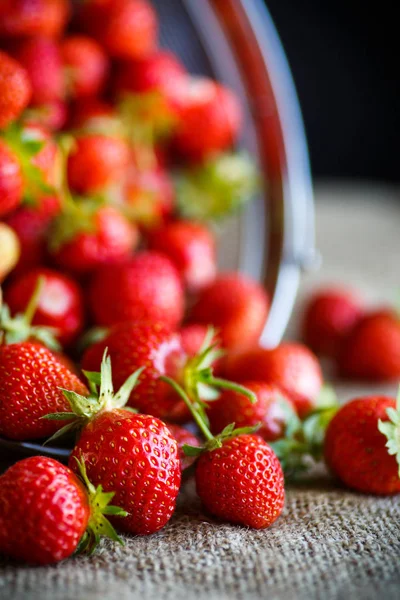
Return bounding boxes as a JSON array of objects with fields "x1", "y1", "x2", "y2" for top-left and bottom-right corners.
[{"x1": 265, "y1": 0, "x2": 398, "y2": 181}]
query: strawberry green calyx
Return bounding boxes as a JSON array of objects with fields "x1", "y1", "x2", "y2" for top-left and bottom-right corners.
[
  {"x1": 160, "y1": 375, "x2": 259, "y2": 458},
  {"x1": 44, "y1": 349, "x2": 143, "y2": 443},
  {"x1": 270, "y1": 385, "x2": 339, "y2": 478},
  {"x1": 378, "y1": 387, "x2": 400, "y2": 476},
  {"x1": 74, "y1": 457, "x2": 127, "y2": 555},
  {"x1": 175, "y1": 152, "x2": 260, "y2": 222},
  {"x1": 0, "y1": 277, "x2": 60, "y2": 350}
]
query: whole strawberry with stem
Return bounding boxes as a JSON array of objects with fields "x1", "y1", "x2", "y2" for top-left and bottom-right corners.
[
  {"x1": 0, "y1": 50, "x2": 31, "y2": 130},
  {"x1": 0, "y1": 456, "x2": 126, "y2": 564},
  {"x1": 61, "y1": 35, "x2": 109, "y2": 100},
  {"x1": 163, "y1": 377, "x2": 285, "y2": 529},
  {"x1": 0, "y1": 280, "x2": 88, "y2": 441},
  {"x1": 81, "y1": 322, "x2": 255, "y2": 423},
  {"x1": 5, "y1": 267, "x2": 84, "y2": 346},
  {"x1": 46, "y1": 350, "x2": 182, "y2": 536},
  {"x1": 88, "y1": 251, "x2": 184, "y2": 329},
  {"x1": 325, "y1": 393, "x2": 400, "y2": 495}
]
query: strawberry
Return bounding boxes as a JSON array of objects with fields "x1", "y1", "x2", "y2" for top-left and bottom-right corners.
[
  {"x1": 173, "y1": 78, "x2": 242, "y2": 161},
  {"x1": 22, "y1": 123, "x2": 59, "y2": 191},
  {"x1": 0, "y1": 0, "x2": 70, "y2": 38},
  {"x1": 180, "y1": 324, "x2": 221, "y2": 358},
  {"x1": 148, "y1": 220, "x2": 217, "y2": 292},
  {"x1": 189, "y1": 273, "x2": 269, "y2": 351},
  {"x1": 337, "y1": 309, "x2": 400, "y2": 381},
  {"x1": 206, "y1": 382, "x2": 295, "y2": 442},
  {"x1": 48, "y1": 352, "x2": 181, "y2": 536},
  {"x1": 325, "y1": 394, "x2": 400, "y2": 494},
  {"x1": 0, "y1": 139, "x2": 23, "y2": 217},
  {"x1": 23, "y1": 99, "x2": 68, "y2": 131},
  {"x1": 5, "y1": 194, "x2": 61, "y2": 276},
  {"x1": 68, "y1": 97, "x2": 115, "y2": 129},
  {"x1": 166, "y1": 423, "x2": 201, "y2": 471},
  {"x1": 0, "y1": 223, "x2": 20, "y2": 281},
  {"x1": 0, "y1": 456, "x2": 127, "y2": 564},
  {"x1": 61, "y1": 35, "x2": 109, "y2": 99},
  {"x1": 222, "y1": 343, "x2": 323, "y2": 417},
  {"x1": 121, "y1": 163, "x2": 175, "y2": 229},
  {"x1": 78, "y1": 0, "x2": 157, "y2": 60},
  {"x1": 113, "y1": 50, "x2": 187, "y2": 115},
  {"x1": 163, "y1": 378, "x2": 285, "y2": 529},
  {"x1": 15, "y1": 36, "x2": 64, "y2": 104},
  {"x1": 0, "y1": 51, "x2": 31, "y2": 129},
  {"x1": 302, "y1": 287, "x2": 364, "y2": 357},
  {"x1": 49, "y1": 204, "x2": 138, "y2": 275},
  {"x1": 67, "y1": 134, "x2": 130, "y2": 194},
  {"x1": 5, "y1": 267, "x2": 84, "y2": 346},
  {"x1": 88, "y1": 251, "x2": 184, "y2": 328}
]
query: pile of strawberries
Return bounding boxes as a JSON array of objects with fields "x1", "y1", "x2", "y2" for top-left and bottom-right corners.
[{"x1": 1, "y1": 0, "x2": 400, "y2": 569}]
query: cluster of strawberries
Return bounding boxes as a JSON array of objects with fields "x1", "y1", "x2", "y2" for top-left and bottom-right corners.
[{"x1": 1, "y1": 0, "x2": 400, "y2": 570}]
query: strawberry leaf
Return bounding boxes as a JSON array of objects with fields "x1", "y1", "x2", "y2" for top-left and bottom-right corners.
[{"x1": 378, "y1": 386, "x2": 400, "y2": 476}]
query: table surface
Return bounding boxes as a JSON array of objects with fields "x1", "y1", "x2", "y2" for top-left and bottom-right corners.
[{"x1": 1, "y1": 182, "x2": 400, "y2": 600}]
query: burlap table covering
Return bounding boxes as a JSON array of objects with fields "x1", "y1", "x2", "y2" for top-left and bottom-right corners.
[{"x1": 1, "y1": 183, "x2": 400, "y2": 599}]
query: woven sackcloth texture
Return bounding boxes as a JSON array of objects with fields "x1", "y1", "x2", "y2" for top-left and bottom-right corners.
[{"x1": 1, "y1": 183, "x2": 400, "y2": 599}]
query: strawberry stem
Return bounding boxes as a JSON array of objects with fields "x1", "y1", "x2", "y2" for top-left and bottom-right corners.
[{"x1": 24, "y1": 275, "x2": 45, "y2": 325}]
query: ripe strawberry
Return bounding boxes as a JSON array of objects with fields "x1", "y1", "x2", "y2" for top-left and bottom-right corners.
[
  {"x1": 49, "y1": 204, "x2": 138, "y2": 275},
  {"x1": 166, "y1": 423, "x2": 201, "y2": 471},
  {"x1": 15, "y1": 36, "x2": 64, "y2": 104},
  {"x1": 189, "y1": 273, "x2": 269, "y2": 351},
  {"x1": 337, "y1": 309, "x2": 400, "y2": 381},
  {"x1": 81, "y1": 321, "x2": 188, "y2": 421},
  {"x1": 0, "y1": 223, "x2": 20, "y2": 281},
  {"x1": 302, "y1": 287, "x2": 364, "y2": 357},
  {"x1": 324, "y1": 395, "x2": 400, "y2": 494},
  {"x1": 22, "y1": 123, "x2": 59, "y2": 191},
  {"x1": 121, "y1": 164, "x2": 175, "y2": 229},
  {"x1": 173, "y1": 78, "x2": 242, "y2": 161},
  {"x1": 206, "y1": 382, "x2": 295, "y2": 442},
  {"x1": 222, "y1": 343, "x2": 323, "y2": 417},
  {"x1": 88, "y1": 251, "x2": 184, "y2": 328},
  {"x1": 0, "y1": 0, "x2": 70, "y2": 38},
  {"x1": 148, "y1": 220, "x2": 217, "y2": 292},
  {"x1": 78, "y1": 0, "x2": 157, "y2": 60},
  {"x1": 0, "y1": 456, "x2": 127, "y2": 564},
  {"x1": 5, "y1": 267, "x2": 84, "y2": 346},
  {"x1": 67, "y1": 134, "x2": 130, "y2": 194},
  {"x1": 0, "y1": 51, "x2": 31, "y2": 129},
  {"x1": 0, "y1": 139, "x2": 23, "y2": 217},
  {"x1": 114, "y1": 50, "x2": 187, "y2": 113},
  {"x1": 61, "y1": 35, "x2": 109, "y2": 99},
  {"x1": 51, "y1": 352, "x2": 182, "y2": 536},
  {"x1": 5, "y1": 194, "x2": 61, "y2": 276},
  {"x1": 180, "y1": 324, "x2": 220, "y2": 358},
  {"x1": 23, "y1": 99, "x2": 68, "y2": 131}
]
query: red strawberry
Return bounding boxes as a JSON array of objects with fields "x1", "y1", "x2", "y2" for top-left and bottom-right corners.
[
  {"x1": 67, "y1": 134, "x2": 130, "y2": 194},
  {"x1": 23, "y1": 123, "x2": 59, "y2": 190},
  {"x1": 0, "y1": 51, "x2": 31, "y2": 129},
  {"x1": 302, "y1": 287, "x2": 364, "y2": 357},
  {"x1": 68, "y1": 97, "x2": 115, "y2": 129},
  {"x1": 173, "y1": 78, "x2": 242, "y2": 161},
  {"x1": 23, "y1": 99, "x2": 68, "y2": 131},
  {"x1": 222, "y1": 343, "x2": 323, "y2": 417},
  {"x1": 61, "y1": 35, "x2": 109, "y2": 99},
  {"x1": 324, "y1": 395, "x2": 400, "y2": 494},
  {"x1": 337, "y1": 309, "x2": 400, "y2": 381},
  {"x1": 81, "y1": 321, "x2": 188, "y2": 421},
  {"x1": 206, "y1": 382, "x2": 295, "y2": 442},
  {"x1": 180, "y1": 324, "x2": 220, "y2": 358},
  {"x1": 0, "y1": 0, "x2": 70, "y2": 38},
  {"x1": 78, "y1": 0, "x2": 157, "y2": 60},
  {"x1": 0, "y1": 223, "x2": 20, "y2": 281},
  {"x1": 0, "y1": 456, "x2": 127, "y2": 564},
  {"x1": 166, "y1": 423, "x2": 201, "y2": 471},
  {"x1": 196, "y1": 434, "x2": 284, "y2": 528},
  {"x1": 15, "y1": 36, "x2": 64, "y2": 104},
  {"x1": 5, "y1": 194, "x2": 61, "y2": 276},
  {"x1": 114, "y1": 50, "x2": 187, "y2": 112},
  {"x1": 190, "y1": 273, "x2": 269, "y2": 351},
  {"x1": 121, "y1": 163, "x2": 175, "y2": 229},
  {"x1": 148, "y1": 220, "x2": 217, "y2": 292},
  {"x1": 5, "y1": 267, "x2": 84, "y2": 346},
  {"x1": 49, "y1": 204, "x2": 138, "y2": 275},
  {"x1": 0, "y1": 139, "x2": 23, "y2": 217},
  {"x1": 88, "y1": 251, "x2": 184, "y2": 328}
]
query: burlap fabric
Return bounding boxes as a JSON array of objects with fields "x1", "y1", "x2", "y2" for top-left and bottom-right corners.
[{"x1": 1, "y1": 185, "x2": 400, "y2": 599}]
